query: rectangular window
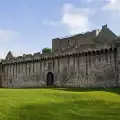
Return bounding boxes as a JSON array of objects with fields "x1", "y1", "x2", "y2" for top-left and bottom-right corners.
[
  {"x1": 10, "y1": 65, "x2": 11, "y2": 73},
  {"x1": 44, "y1": 62, "x2": 45, "y2": 69},
  {"x1": 58, "y1": 59, "x2": 59, "y2": 73},
  {"x1": 18, "y1": 64, "x2": 20, "y2": 74},
  {"x1": 105, "y1": 53, "x2": 108, "y2": 62},
  {"x1": 68, "y1": 40, "x2": 69, "y2": 47},
  {"x1": 40, "y1": 61, "x2": 42, "y2": 70},
  {"x1": 73, "y1": 59, "x2": 75, "y2": 67},
  {"x1": 29, "y1": 62, "x2": 31, "y2": 74},
  {"x1": 25, "y1": 63, "x2": 27, "y2": 74},
  {"x1": 53, "y1": 60, "x2": 54, "y2": 70},
  {"x1": 33, "y1": 62, "x2": 34, "y2": 73},
  {"x1": 16, "y1": 64, "x2": 17, "y2": 78},
  {"x1": 68, "y1": 58, "x2": 69, "y2": 69},
  {"x1": 86, "y1": 60, "x2": 88, "y2": 77},
  {"x1": 60, "y1": 40, "x2": 61, "y2": 50},
  {"x1": 48, "y1": 62, "x2": 52, "y2": 69},
  {"x1": 77, "y1": 59, "x2": 79, "y2": 72},
  {"x1": 13, "y1": 65, "x2": 14, "y2": 76}
]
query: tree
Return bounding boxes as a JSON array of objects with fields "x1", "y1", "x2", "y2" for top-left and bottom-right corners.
[{"x1": 42, "y1": 47, "x2": 52, "y2": 53}]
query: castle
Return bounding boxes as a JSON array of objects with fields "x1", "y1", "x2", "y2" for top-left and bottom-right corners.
[{"x1": 0, "y1": 24, "x2": 120, "y2": 88}]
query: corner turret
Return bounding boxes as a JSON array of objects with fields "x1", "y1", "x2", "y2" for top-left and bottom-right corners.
[{"x1": 5, "y1": 51, "x2": 14, "y2": 60}]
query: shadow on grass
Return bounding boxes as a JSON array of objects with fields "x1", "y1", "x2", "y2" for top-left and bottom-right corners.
[
  {"x1": 3, "y1": 87, "x2": 120, "y2": 96},
  {"x1": 49, "y1": 87, "x2": 120, "y2": 95},
  {"x1": 8, "y1": 100, "x2": 120, "y2": 120}
]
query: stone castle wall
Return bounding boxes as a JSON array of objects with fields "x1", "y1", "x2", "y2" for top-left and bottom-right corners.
[
  {"x1": 52, "y1": 30, "x2": 97, "y2": 51},
  {"x1": 0, "y1": 24, "x2": 119, "y2": 88},
  {"x1": 0, "y1": 46, "x2": 119, "y2": 88},
  {"x1": 56, "y1": 48, "x2": 118, "y2": 88}
]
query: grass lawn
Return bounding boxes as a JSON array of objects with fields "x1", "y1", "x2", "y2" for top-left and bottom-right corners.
[{"x1": 0, "y1": 88, "x2": 120, "y2": 120}]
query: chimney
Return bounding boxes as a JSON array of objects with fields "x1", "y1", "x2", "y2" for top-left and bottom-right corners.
[{"x1": 102, "y1": 24, "x2": 107, "y2": 29}]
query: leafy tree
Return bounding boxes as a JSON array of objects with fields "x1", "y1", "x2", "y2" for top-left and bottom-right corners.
[{"x1": 42, "y1": 47, "x2": 52, "y2": 53}]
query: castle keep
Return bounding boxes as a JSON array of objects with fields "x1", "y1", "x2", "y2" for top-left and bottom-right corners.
[{"x1": 0, "y1": 25, "x2": 120, "y2": 88}]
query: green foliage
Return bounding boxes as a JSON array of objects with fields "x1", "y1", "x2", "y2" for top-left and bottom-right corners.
[
  {"x1": 0, "y1": 88, "x2": 120, "y2": 120},
  {"x1": 42, "y1": 47, "x2": 52, "y2": 53}
]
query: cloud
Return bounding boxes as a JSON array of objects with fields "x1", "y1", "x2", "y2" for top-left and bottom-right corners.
[
  {"x1": 80, "y1": 0, "x2": 100, "y2": 3},
  {"x1": 43, "y1": 1, "x2": 120, "y2": 35},
  {"x1": 101, "y1": 0, "x2": 120, "y2": 28},
  {"x1": 43, "y1": 20, "x2": 60, "y2": 27},
  {"x1": 80, "y1": 0, "x2": 106, "y2": 4},
  {"x1": 61, "y1": 4, "x2": 92, "y2": 34},
  {"x1": 0, "y1": 29, "x2": 19, "y2": 41},
  {"x1": 0, "y1": 44, "x2": 32, "y2": 59},
  {"x1": 103, "y1": 0, "x2": 120, "y2": 11},
  {"x1": 0, "y1": 29, "x2": 20, "y2": 58},
  {"x1": 43, "y1": 3, "x2": 96, "y2": 34}
]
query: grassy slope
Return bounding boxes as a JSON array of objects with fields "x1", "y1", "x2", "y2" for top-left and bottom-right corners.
[{"x1": 0, "y1": 88, "x2": 120, "y2": 120}]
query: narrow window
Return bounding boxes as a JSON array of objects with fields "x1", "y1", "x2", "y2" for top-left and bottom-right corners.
[
  {"x1": 25, "y1": 63, "x2": 27, "y2": 74},
  {"x1": 73, "y1": 59, "x2": 75, "y2": 67},
  {"x1": 86, "y1": 60, "x2": 88, "y2": 77},
  {"x1": 58, "y1": 59, "x2": 59, "y2": 73},
  {"x1": 33, "y1": 62, "x2": 34, "y2": 73},
  {"x1": 68, "y1": 40, "x2": 69, "y2": 47},
  {"x1": 48, "y1": 62, "x2": 52, "y2": 70}
]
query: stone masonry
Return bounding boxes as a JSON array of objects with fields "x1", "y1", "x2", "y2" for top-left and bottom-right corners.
[{"x1": 0, "y1": 24, "x2": 120, "y2": 88}]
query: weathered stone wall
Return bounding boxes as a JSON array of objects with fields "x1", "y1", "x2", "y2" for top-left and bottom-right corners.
[
  {"x1": 52, "y1": 30, "x2": 97, "y2": 52},
  {"x1": 56, "y1": 49, "x2": 117, "y2": 88},
  {"x1": 2, "y1": 61, "x2": 44, "y2": 88},
  {"x1": 1, "y1": 56, "x2": 59, "y2": 88},
  {"x1": 1, "y1": 47, "x2": 118, "y2": 88},
  {"x1": 1, "y1": 25, "x2": 119, "y2": 88},
  {"x1": 116, "y1": 45, "x2": 120, "y2": 87},
  {"x1": 0, "y1": 64, "x2": 3, "y2": 87}
]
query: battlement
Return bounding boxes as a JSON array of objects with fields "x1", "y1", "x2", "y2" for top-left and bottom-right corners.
[
  {"x1": 1, "y1": 24, "x2": 120, "y2": 89},
  {"x1": 52, "y1": 25, "x2": 117, "y2": 52},
  {"x1": 54, "y1": 29, "x2": 98, "y2": 40},
  {"x1": 52, "y1": 27, "x2": 104, "y2": 52},
  {"x1": 2, "y1": 41, "x2": 119, "y2": 65},
  {"x1": 1, "y1": 46, "x2": 118, "y2": 66},
  {"x1": 2, "y1": 50, "x2": 55, "y2": 64},
  {"x1": 1, "y1": 24, "x2": 119, "y2": 65}
]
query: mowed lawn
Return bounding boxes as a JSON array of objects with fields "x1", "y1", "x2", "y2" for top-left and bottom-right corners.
[{"x1": 0, "y1": 88, "x2": 120, "y2": 120}]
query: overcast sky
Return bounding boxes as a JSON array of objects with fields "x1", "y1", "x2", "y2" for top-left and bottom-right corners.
[{"x1": 0, "y1": 0, "x2": 120, "y2": 58}]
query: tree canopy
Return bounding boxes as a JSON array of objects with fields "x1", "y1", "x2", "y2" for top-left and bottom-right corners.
[{"x1": 42, "y1": 47, "x2": 52, "y2": 53}]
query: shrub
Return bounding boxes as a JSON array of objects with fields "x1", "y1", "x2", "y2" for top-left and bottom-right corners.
[{"x1": 42, "y1": 47, "x2": 52, "y2": 53}]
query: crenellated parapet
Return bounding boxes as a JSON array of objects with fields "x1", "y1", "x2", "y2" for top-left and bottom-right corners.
[
  {"x1": 52, "y1": 29, "x2": 98, "y2": 51},
  {"x1": 1, "y1": 46, "x2": 117, "y2": 65},
  {"x1": 1, "y1": 24, "x2": 120, "y2": 88},
  {"x1": 1, "y1": 24, "x2": 120, "y2": 65}
]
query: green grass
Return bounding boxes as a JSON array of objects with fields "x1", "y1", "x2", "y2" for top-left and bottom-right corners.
[{"x1": 0, "y1": 88, "x2": 120, "y2": 120}]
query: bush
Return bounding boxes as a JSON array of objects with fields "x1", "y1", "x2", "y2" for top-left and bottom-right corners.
[{"x1": 42, "y1": 47, "x2": 52, "y2": 53}]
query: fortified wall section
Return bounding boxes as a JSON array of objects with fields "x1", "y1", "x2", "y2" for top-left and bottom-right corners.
[
  {"x1": 0, "y1": 24, "x2": 119, "y2": 88},
  {"x1": 0, "y1": 63, "x2": 3, "y2": 87},
  {"x1": 1, "y1": 45, "x2": 119, "y2": 88},
  {"x1": 52, "y1": 30, "x2": 98, "y2": 51},
  {"x1": 57, "y1": 48, "x2": 118, "y2": 87},
  {"x1": 116, "y1": 43, "x2": 120, "y2": 86},
  {"x1": 52, "y1": 24, "x2": 117, "y2": 52}
]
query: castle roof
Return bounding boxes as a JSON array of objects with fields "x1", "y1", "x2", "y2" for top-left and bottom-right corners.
[
  {"x1": 5, "y1": 51, "x2": 14, "y2": 60},
  {"x1": 93, "y1": 24, "x2": 117, "y2": 44},
  {"x1": 64, "y1": 25, "x2": 116, "y2": 40}
]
